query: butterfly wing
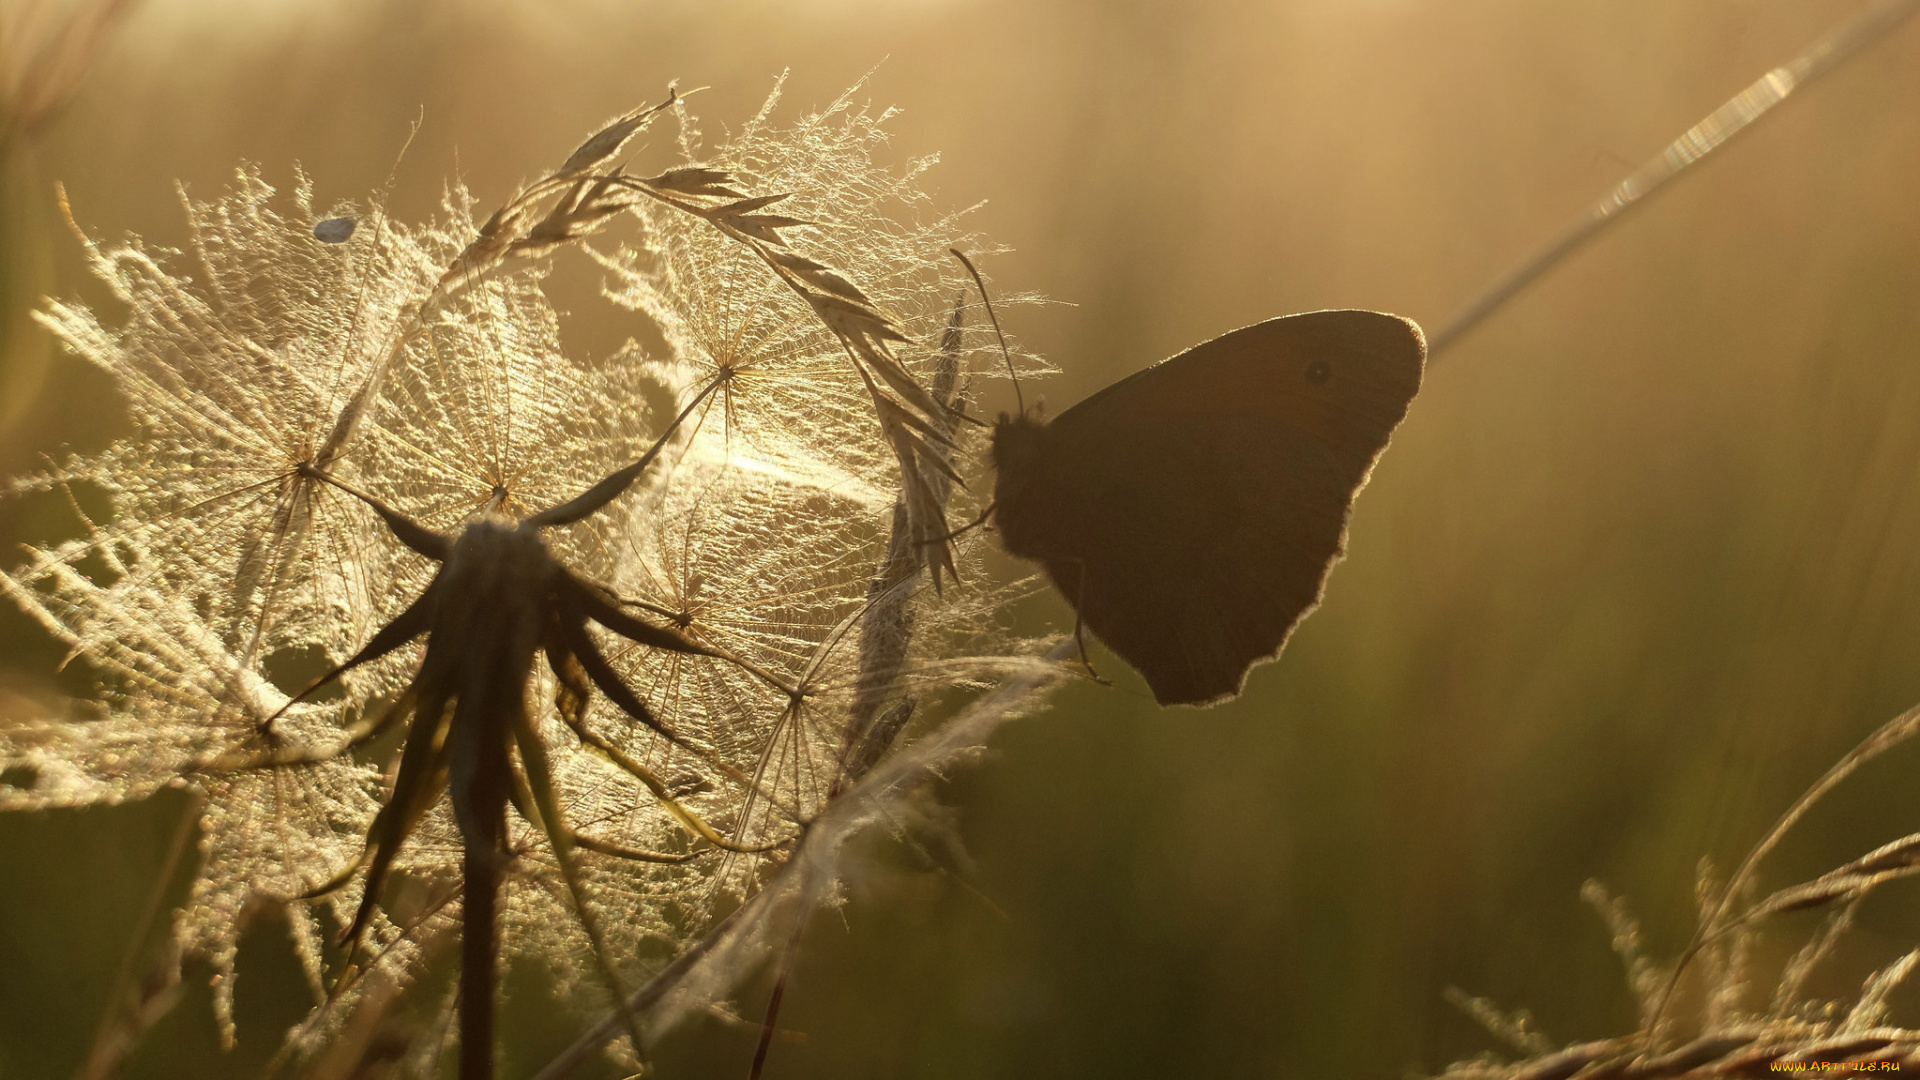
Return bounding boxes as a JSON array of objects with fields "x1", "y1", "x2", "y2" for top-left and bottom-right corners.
[{"x1": 1004, "y1": 309, "x2": 1425, "y2": 706}]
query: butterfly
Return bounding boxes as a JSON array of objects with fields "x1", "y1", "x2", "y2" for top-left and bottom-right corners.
[{"x1": 988, "y1": 309, "x2": 1425, "y2": 706}]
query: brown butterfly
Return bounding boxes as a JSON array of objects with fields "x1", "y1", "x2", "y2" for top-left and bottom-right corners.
[{"x1": 988, "y1": 308, "x2": 1426, "y2": 706}]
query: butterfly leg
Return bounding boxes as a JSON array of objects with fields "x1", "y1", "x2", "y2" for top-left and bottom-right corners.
[
  {"x1": 1072, "y1": 614, "x2": 1106, "y2": 685},
  {"x1": 1054, "y1": 555, "x2": 1112, "y2": 687},
  {"x1": 920, "y1": 502, "x2": 995, "y2": 545}
]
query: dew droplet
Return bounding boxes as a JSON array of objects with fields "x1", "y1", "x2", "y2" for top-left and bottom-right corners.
[{"x1": 313, "y1": 217, "x2": 357, "y2": 243}]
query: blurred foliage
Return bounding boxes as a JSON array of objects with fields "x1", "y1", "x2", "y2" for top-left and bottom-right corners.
[{"x1": 2, "y1": 0, "x2": 1920, "y2": 1077}]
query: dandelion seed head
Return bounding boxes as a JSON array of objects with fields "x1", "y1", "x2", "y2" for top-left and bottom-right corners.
[{"x1": 2, "y1": 82, "x2": 1057, "y2": 1069}]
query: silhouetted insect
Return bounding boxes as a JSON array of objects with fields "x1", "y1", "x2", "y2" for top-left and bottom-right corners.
[{"x1": 956, "y1": 254, "x2": 1425, "y2": 706}]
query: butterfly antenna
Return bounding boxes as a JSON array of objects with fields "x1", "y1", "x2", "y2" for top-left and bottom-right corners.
[{"x1": 949, "y1": 248, "x2": 1023, "y2": 415}]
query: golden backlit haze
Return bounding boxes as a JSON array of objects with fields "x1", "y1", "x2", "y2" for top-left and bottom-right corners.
[{"x1": 3, "y1": 0, "x2": 1919, "y2": 1076}]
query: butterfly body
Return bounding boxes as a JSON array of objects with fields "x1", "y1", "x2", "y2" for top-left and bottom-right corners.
[{"x1": 989, "y1": 309, "x2": 1426, "y2": 707}]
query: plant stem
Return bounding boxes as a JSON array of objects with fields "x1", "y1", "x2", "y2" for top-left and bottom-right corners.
[
  {"x1": 461, "y1": 843, "x2": 500, "y2": 1080},
  {"x1": 1427, "y1": 0, "x2": 1920, "y2": 357}
]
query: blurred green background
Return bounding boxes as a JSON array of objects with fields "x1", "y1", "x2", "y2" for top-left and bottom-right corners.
[{"x1": 5, "y1": 0, "x2": 1920, "y2": 1077}]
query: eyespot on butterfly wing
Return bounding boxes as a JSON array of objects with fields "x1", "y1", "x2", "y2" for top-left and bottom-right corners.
[{"x1": 990, "y1": 309, "x2": 1426, "y2": 707}]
